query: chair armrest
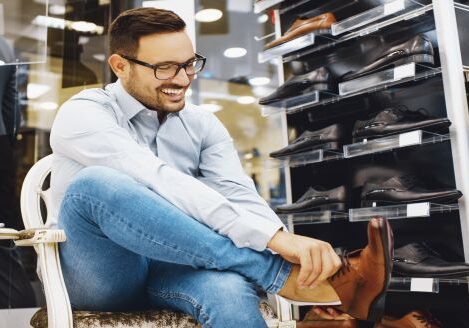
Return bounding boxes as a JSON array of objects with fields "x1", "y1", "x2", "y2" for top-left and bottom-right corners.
[{"x1": 14, "y1": 229, "x2": 66, "y2": 247}]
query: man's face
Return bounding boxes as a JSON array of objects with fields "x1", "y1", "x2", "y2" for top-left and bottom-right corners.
[{"x1": 122, "y1": 31, "x2": 195, "y2": 113}]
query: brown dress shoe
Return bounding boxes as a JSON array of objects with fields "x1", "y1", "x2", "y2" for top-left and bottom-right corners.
[
  {"x1": 265, "y1": 13, "x2": 336, "y2": 49},
  {"x1": 328, "y1": 217, "x2": 394, "y2": 322},
  {"x1": 296, "y1": 309, "x2": 358, "y2": 328},
  {"x1": 375, "y1": 310, "x2": 443, "y2": 328}
]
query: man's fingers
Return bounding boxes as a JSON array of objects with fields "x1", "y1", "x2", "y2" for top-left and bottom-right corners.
[
  {"x1": 304, "y1": 246, "x2": 322, "y2": 287},
  {"x1": 297, "y1": 253, "x2": 313, "y2": 288},
  {"x1": 309, "y1": 249, "x2": 334, "y2": 289},
  {"x1": 312, "y1": 307, "x2": 336, "y2": 320}
]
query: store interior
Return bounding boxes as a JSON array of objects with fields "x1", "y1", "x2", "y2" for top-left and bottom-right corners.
[{"x1": 1, "y1": 0, "x2": 469, "y2": 327}]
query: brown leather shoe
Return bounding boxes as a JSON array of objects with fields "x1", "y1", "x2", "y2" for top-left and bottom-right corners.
[
  {"x1": 265, "y1": 13, "x2": 336, "y2": 49},
  {"x1": 328, "y1": 217, "x2": 394, "y2": 322},
  {"x1": 374, "y1": 310, "x2": 442, "y2": 327},
  {"x1": 296, "y1": 309, "x2": 358, "y2": 328}
]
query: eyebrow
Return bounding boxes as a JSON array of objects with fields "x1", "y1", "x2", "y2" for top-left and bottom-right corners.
[{"x1": 154, "y1": 56, "x2": 197, "y2": 65}]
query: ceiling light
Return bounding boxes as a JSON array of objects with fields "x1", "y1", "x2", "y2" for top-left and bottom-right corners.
[
  {"x1": 248, "y1": 77, "x2": 270, "y2": 86},
  {"x1": 32, "y1": 15, "x2": 65, "y2": 29},
  {"x1": 35, "y1": 102, "x2": 58, "y2": 111},
  {"x1": 49, "y1": 5, "x2": 66, "y2": 15},
  {"x1": 199, "y1": 103, "x2": 222, "y2": 112},
  {"x1": 257, "y1": 14, "x2": 269, "y2": 24},
  {"x1": 237, "y1": 96, "x2": 256, "y2": 105},
  {"x1": 27, "y1": 83, "x2": 51, "y2": 99},
  {"x1": 195, "y1": 9, "x2": 223, "y2": 23},
  {"x1": 92, "y1": 54, "x2": 106, "y2": 62},
  {"x1": 71, "y1": 21, "x2": 98, "y2": 33},
  {"x1": 224, "y1": 47, "x2": 247, "y2": 58}
]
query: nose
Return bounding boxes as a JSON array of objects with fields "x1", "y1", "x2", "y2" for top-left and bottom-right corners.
[{"x1": 171, "y1": 67, "x2": 191, "y2": 86}]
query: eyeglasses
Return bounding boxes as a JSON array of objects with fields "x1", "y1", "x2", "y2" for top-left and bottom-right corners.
[{"x1": 119, "y1": 53, "x2": 206, "y2": 80}]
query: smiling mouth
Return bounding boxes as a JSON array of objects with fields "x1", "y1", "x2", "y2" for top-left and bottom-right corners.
[{"x1": 161, "y1": 88, "x2": 184, "y2": 96}]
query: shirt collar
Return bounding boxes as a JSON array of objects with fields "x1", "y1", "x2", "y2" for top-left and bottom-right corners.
[
  {"x1": 110, "y1": 79, "x2": 182, "y2": 120},
  {"x1": 111, "y1": 79, "x2": 147, "y2": 120}
]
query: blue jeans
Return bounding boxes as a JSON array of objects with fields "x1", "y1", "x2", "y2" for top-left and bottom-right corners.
[{"x1": 58, "y1": 166, "x2": 292, "y2": 328}]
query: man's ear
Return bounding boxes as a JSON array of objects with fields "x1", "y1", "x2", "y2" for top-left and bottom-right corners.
[{"x1": 108, "y1": 54, "x2": 129, "y2": 78}]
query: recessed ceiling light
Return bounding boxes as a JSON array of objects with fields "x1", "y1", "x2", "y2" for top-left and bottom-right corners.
[
  {"x1": 199, "y1": 103, "x2": 223, "y2": 112},
  {"x1": 27, "y1": 83, "x2": 51, "y2": 99},
  {"x1": 257, "y1": 14, "x2": 269, "y2": 24},
  {"x1": 248, "y1": 77, "x2": 270, "y2": 86},
  {"x1": 224, "y1": 47, "x2": 247, "y2": 58},
  {"x1": 237, "y1": 96, "x2": 256, "y2": 105},
  {"x1": 71, "y1": 21, "x2": 98, "y2": 32},
  {"x1": 195, "y1": 9, "x2": 223, "y2": 23},
  {"x1": 49, "y1": 5, "x2": 66, "y2": 15},
  {"x1": 35, "y1": 102, "x2": 58, "y2": 111}
]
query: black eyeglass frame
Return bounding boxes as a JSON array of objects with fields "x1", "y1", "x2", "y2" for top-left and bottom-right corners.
[{"x1": 119, "y1": 53, "x2": 206, "y2": 80}]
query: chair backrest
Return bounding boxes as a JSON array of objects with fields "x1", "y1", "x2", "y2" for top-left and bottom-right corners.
[
  {"x1": 20, "y1": 154, "x2": 74, "y2": 328},
  {"x1": 20, "y1": 154, "x2": 54, "y2": 230}
]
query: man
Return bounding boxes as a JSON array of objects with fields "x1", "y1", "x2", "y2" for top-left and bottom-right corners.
[{"x1": 49, "y1": 8, "x2": 393, "y2": 327}]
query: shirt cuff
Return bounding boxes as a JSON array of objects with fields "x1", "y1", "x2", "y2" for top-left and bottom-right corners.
[{"x1": 227, "y1": 215, "x2": 284, "y2": 252}]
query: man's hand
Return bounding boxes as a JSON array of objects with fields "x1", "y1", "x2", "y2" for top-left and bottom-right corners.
[{"x1": 267, "y1": 230, "x2": 341, "y2": 289}]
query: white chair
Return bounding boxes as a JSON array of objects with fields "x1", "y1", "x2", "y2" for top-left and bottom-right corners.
[{"x1": 3, "y1": 154, "x2": 296, "y2": 328}]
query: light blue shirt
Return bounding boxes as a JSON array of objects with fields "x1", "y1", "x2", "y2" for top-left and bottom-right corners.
[{"x1": 49, "y1": 80, "x2": 284, "y2": 251}]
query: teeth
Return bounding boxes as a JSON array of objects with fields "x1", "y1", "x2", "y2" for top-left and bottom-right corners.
[{"x1": 161, "y1": 88, "x2": 183, "y2": 95}]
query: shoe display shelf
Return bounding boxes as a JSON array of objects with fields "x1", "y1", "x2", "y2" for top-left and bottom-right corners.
[
  {"x1": 260, "y1": 90, "x2": 336, "y2": 117},
  {"x1": 258, "y1": 31, "x2": 326, "y2": 64},
  {"x1": 348, "y1": 201, "x2": 459, "y2": 222},
  {"x1": 261, "y1": 64, "x2": 441, "y2": 117},
  {"x1": 343, "y1": 130, "x2": 450, "y2": 158},
  {"x1": 278, "y1": 209, "x2": 348, "y2": 228},
  {"x1": 284, "y1": 4, "x2": 434, "y2": 63},
  {"x1": 331, "y1": 0, "x2": 426, "y2": 36},
  {"x1": 267, "y1": 129, "x2": 449, "y2": 169},
  {"x1": 254, "y1": 0, "x2": 286, "y2": 14},
  {"x1": 266, "y1": 148, "x2": 343, "y2": 168},
  {"x1": 260, "y1": 0, "x2": 469, "y2": 321},
  {"x1": 389, "y1": 276, "x2": 469, "y2": 293}
]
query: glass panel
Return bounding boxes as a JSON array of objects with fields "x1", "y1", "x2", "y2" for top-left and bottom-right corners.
[{"x1": 1, "y1": 0, "x2": 48, "y2": 65}]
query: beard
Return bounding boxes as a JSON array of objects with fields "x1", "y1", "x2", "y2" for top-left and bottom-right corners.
[{"x1": 125, "y1": 71, "x2": 187, "y2": 113}]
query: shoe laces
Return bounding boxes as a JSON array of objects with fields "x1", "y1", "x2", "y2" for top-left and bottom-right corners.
[
  {"x1": 413, "y1": 312, "x2": 442, "y2": 327},
  {"x1": 330, "y1": 251, "x2": 355, "y2": 281}
]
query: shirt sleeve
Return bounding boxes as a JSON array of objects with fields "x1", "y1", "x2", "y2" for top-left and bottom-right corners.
[{"x1": 50, "y1": 99, "x2": 283, "y2": 251}]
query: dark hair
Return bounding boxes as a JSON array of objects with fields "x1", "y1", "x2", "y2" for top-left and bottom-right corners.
[{"x1": 109, "y1": 8, "x2": 186, "y2": 57}]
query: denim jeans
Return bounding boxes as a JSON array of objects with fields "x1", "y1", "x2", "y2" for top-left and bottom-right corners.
[{"x1": 58, "y1": 166, "x2": 292, "y2": 328}]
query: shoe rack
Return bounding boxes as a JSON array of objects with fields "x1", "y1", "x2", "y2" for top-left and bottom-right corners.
[{"x1": 255, "y1": 0, "x2": 469, "y2": 326}]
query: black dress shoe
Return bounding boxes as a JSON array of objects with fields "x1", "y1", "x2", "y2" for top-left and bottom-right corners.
[
  {"x1": 342, "y1": 34, "x2": 434, "y2": 81},
  {"x1": 352, "y1": 107, "x2": 451, "y2": 140},
  {"x1": 270, "y1": 123, "x2": 345, "y2": 158},
  {"x1": 393, "y1": 243, "x2": 469, "y2": 278},
  {"x1": 361, "y1": 175, "x2": 462, "y2": 206},
  {"x1": 259, "y1": 67, "x2": 333, "y2": 105},
  {"x1": 276, "y1": 185, "x2": 347, "y2": 214}
]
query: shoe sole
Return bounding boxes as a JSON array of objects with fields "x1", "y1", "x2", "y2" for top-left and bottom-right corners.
[
  {"x1": 343, "y1": 53, "x2": 434, "y2": 81},
  {"x1": 366, "y1": 218, "x2": 394, "y2": 322},
  {"x1": 270, "y1": 141, "x2": 342, "y2": 159},
  {"x1": 361, "y1": 190, "x2": 462, "y2": 207},
  {"x1": 276, "y1": 202, "x2": 347, "y2": 214},
  {"x1": 352, "y1": 119, "x2": 451, "y2": 142}
]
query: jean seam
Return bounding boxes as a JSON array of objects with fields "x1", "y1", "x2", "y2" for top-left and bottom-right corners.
[
  {"x1": 63, "y1": 193, "x2": 217, "y2": 267},
  {"x1": 147, "y1": 287, "x2": 211, "y2": 327},
  {"x1": 267, "y1": 259, "x2": 292, "y2": 294}
]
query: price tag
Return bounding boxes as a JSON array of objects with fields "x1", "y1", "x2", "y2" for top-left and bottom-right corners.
[
  {"x1": 406, "y1": 202, "x2": 430, "y2": 218},
  {"x1": 399, "y1": 130, "x2": 421, "y2": 147},
  {"x1": 384, "y1": 0, "x2": 405, "y2": 16},
  {"x1": 410, "y1": 278, "x2": 434, "y2": 292},
  {"x1": 394, "y1": 63, "x2": 415, "y2": 81}
]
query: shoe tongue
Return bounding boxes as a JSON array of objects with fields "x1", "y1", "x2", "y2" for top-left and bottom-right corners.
[
  {"x1": 374, "y1": 108, "x2": 403, "y2": 122},
  {"x1": 383, "y1": 175, "x2": 417, "y2": 189}
]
